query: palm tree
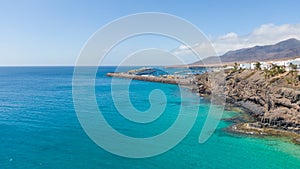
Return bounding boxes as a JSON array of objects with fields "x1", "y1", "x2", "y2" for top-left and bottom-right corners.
[
  {"x1": 255, "y1": 62, "x2": 261, "y2": 70},
  {"x1": 232, "y1": 62, "x2": 238, "y2": 72},
  {"x1": 289, "y1": 63, "x2": 297, "y2": 75},
  {"x1": 263, "y1": 69, "x2": 269, "y2": 79}
]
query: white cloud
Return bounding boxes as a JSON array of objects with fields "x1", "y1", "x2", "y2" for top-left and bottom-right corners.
[
  {"x1": 173, "y1": 23, "x2": 300, "y2": 60},
  {"x1": 177, "y1": 44, "x2": 191, "y2": 50},
  {"x1": 220, "y1": 32, "x2": 238, "y2": 40}
]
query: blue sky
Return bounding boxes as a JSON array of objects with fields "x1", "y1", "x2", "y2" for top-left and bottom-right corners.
[{"x1": 1, "y1": 0, "x2": 300, "y2": 65}]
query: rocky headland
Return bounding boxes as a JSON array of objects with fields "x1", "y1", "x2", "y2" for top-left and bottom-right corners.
[
  {"x1": 191, "y1": 69, "x2": 300, "y2": 143},
  {"x1": 107, "y1": 68, "x2": 300, "y2": 143}
]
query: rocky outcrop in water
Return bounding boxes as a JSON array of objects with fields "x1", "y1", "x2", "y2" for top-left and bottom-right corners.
[{"x1": 192, "y1": 69, "x2": 300, "y2": 133}]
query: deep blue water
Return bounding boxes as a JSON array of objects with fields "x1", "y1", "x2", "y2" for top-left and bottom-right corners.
[{"x1": 0, "y1": 67, "x2": 300, "y2": 169}]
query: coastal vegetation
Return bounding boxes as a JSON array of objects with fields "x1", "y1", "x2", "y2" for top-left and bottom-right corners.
[{"x1": 254, "y1": 62, "x2": 261, "y2": 70}]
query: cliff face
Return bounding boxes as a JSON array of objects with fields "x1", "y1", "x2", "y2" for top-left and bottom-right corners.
[{"x1": 192, "y1": 70, "x2": 300, "y2": 133}]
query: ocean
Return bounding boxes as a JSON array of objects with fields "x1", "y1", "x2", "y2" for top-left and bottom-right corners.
[{"x1": 0, "y1": 67, "x2": 300, "y2": 169}]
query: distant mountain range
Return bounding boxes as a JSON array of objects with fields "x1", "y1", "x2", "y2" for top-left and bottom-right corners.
[{"x1": 192, "y1": 38, "x2": 300, "y2": 65}]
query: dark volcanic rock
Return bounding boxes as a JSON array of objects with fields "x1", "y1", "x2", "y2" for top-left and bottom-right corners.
[{"x1": 192, "y1": 69, "x2": 300, "y2": 132}]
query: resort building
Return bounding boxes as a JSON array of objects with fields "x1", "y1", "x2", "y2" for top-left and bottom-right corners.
[
  {"x1": 237, "y1": 57, "x2": 300, "y2": 72},
  {"x1": 239, "y1": 63, "x2": 251, "y2": 69}
]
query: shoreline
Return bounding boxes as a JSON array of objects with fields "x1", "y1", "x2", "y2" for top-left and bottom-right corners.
[
  {"x1": 213, "y1": 101, "x2": 300, "y2": 145},
  {"x1": 226, "y1": 122, "x2": 300, "y2": 145},
  {"x1": 221, "y1": 103, "x2": 300, "y2": 144},
  {"x1": 106, "y1": 70, "x2": 300, "y2": 145}
]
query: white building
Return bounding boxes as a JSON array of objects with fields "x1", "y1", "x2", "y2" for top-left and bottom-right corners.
[
  {"x1": 250, "y1": 62, "x2": 257, "y2": 69},
  {"x1": 271, "y1": 61, "x2": 286, "y2": 67},
  {"x1": 236, "y1": 57, "x2": 300, "y2": 72},
  {"x1": 270, "y1": 58, "x2": 300, "y2": 71},
  {"x1": 239, "y1": 62, "x2": 269, "y2": 70},
  {"x1": 260, "y1": 62, "x2": 272, "y2": 70},
  {"x1": 289, "y1": 59, "x2": 300, "y2": 71},
  {"x1": 239, "y1": 63, "x2": 251, "y2": 69}
]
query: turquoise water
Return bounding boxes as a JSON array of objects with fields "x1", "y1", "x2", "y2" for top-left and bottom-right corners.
[{"x1": 0, "y1": 67, "x2": 300, "y2": 168}]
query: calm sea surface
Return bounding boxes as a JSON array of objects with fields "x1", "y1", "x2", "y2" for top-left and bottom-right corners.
[{"x1": 0, "y1": 67, "x2": 300, "y2": 169}]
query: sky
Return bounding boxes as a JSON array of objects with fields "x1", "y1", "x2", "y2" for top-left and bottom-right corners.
[{"x1": 1, "y1": 0, "x2": 300, "y2": 66}]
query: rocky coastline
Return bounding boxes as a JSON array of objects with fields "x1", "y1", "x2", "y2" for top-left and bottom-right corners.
[
  {"x1": 191, "y1": 69, "x2": 300, "y2": 143},
  {"x1": 107, "y1": 69, "x2": 300, "y2": 143}
]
